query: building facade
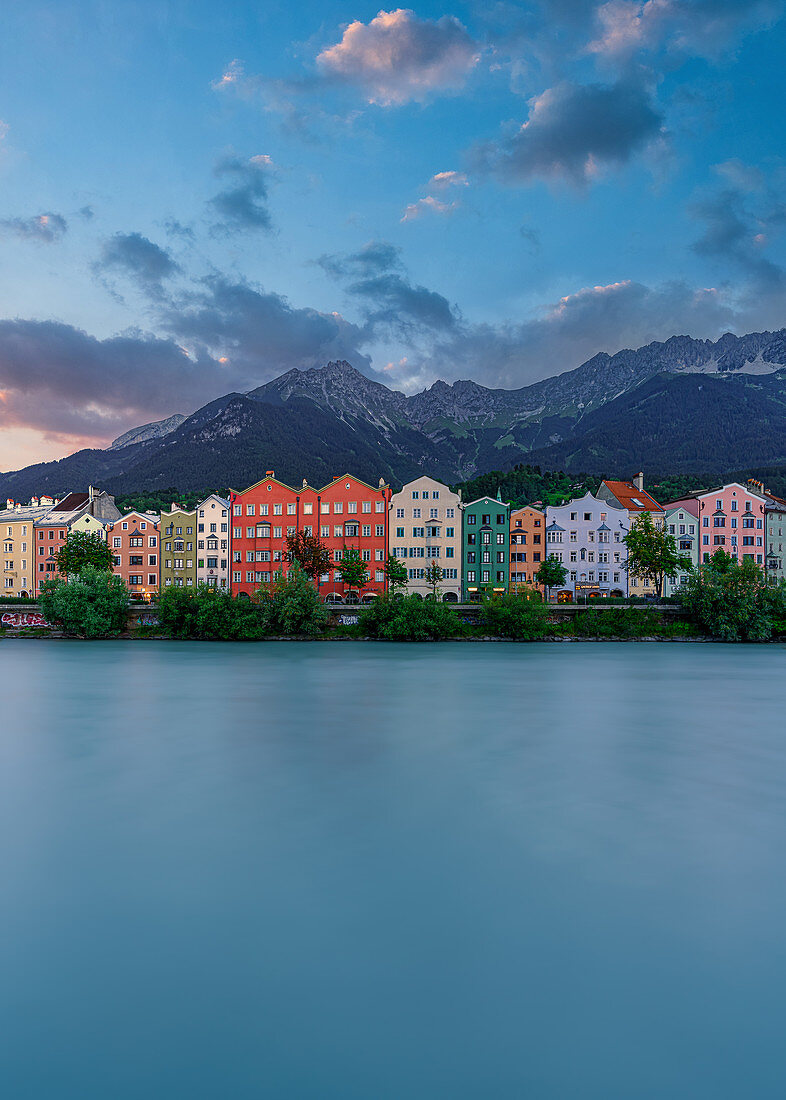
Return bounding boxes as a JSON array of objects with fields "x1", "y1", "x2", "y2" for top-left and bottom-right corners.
[
  {"x1": 461, "y1": 495, "x2": 510, "y2": 600},
  {"x1": 662, "y1": 505, "x2": 699, "y2": 597},
  {"x1": 509, "y1": 506, "x2": 545, "y2": 593},
  {"x1": 2, "y1": 501, "x2": 52, "y2": 597},
  {"x1": 666, "y1": 483, "x2": 767, "y2": 567},
  {"x1": 160, "y1": 507, "x2": 197, "y2": 591},
  {"x1": 765, "y1": 496, "x2": 786, "y2": 582},
  {"x1": 389, "y1": 476, "x2": 461, "y2": 600},
  {"x1": 597, "y1": 475, "x2": 665, "y2": 596},
  {"x1": 196, "y1": 495, "x2": 230, "y2": 589},
  {"x1": 545, "y1": 493, "x2": 629, "y2": 599},
  {"x1": 230, "y1": 471, "x2": 391, "y2": 602},
  {"x1": 106, "y1": 511, "x2": 160, "y2": 598},
  {"x1": 33, "y1": 488, "x2": 120, "y2": 595}
]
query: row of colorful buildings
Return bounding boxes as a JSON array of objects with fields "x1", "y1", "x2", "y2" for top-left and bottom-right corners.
[{"x1": 2, "y1": 471, "x2": 786, "y2": 602}]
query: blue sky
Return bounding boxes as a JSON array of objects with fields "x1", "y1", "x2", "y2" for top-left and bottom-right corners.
[{"x1": 0, "y1": 0, "x2": 784, "y2": 467}]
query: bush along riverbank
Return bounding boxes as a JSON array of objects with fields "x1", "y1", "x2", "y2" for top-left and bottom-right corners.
[{"x1": 9, "y1": 551, "x2": 786, "y2": 642}]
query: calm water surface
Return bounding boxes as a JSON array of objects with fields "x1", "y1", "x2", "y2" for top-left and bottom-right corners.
[{"x1": 1, "y1": 641, "x2": 786, "y2": 1098}]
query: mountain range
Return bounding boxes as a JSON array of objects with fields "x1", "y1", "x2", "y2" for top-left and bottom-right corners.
[{"x1": 3, "y1": 328, "x2": 786, "y2": 498}]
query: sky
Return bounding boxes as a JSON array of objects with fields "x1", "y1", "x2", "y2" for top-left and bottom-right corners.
[{"x1": 0, "y1": 0, "x2": 785, "y2": 470}]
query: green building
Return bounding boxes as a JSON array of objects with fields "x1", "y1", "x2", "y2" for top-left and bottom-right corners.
[
  {"x1": 160, "y1": 506, "x2": 198, "y2": 591},
  {"x1": 462, "y1": 493, "x2": 510, "y2": 601}
]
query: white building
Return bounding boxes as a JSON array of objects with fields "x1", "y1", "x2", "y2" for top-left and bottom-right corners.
[
  {"x1": 389, "y1": 476, "x2": 462, "y2": 600},
  {"x1": 196, "y1": 494, "x2": 230, "y2": 589},
  {"x1": 545, "y1": 492, "x2": 629, "y2": 599}
]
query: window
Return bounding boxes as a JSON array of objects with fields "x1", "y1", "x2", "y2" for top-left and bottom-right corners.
[
  {"x1": 362, "y1": 525, "x2": 371, "y2": 537},
  {"x1": 482, "y1": 514, "x2": 490, "y2": 525},
  {"x1": 303, "y1": 503, "x2": 313, "y2": 515},
  {"x1": 422, "y1": 492, "x2": 429, "y2": 500},
  {"x1": 467, "y1": 514, "x2": 476, "y2": 525},
  {"x1": 446, "y1": 508, "x2": 454, "y2": 518},
  {"x1": 496, "y1": 514, "x2": 505, "y2": 525},
  {"x1": 430, "y1": 508, "x2": 438, "y2": 519},
  {"x1": 497, "y1": 533, "x2": 505, "y2": 545},
  {"x1": 348, "y1": 502, "x2": 357, "y2": 514},
  {"x1": 412, "y1": 491, "x2": 419, "y2": 499},
  {"x1": 413, "y1": 508, "x2": 421, "y2": 519},
  {"x1": 376, "y1": 525, "x2": 384, "y2": 537},
  {"x1": 362, "y1": 502, "x2": 372, "y2": 513},
  {"x1": 247, "y1": 505, "x2": 255, "y2": 516},
  {"x1": 376, "y1": 501, "x2": 385, "y2": 513}
]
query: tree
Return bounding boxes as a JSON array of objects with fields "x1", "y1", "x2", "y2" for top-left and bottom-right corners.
[
  {"x1": 56, "y1": 530, "x2": 114, "y2": 576},
  {"x1": 677, "y1": 551, "x2": 774, "y2": 641},
  {"x1": 624, "y1": 511, "x2": 689, "y2": 598},
  {"x1": 338, "y1": 544, "x2": 368, "y2": 596},
  {"x1": 39, "y1": 564, "x2": 129, "y2": 638},
  {"x1": 384, "y1": 554, "x2": 408, "y2": 596},
  {"x1": 268, "y1": 561, "x2": 329, "y2": 636},
  {"x1": 535, "y1": 556, "x2": 567, "y2": 600},
  {"x1": 425, "y1": 560, "x2": 444, "y2": 598},
  {"x1": 359, "y1": 595, "x2": 463, "y2": 641},
  {"x1": 480, "y1": 592, "x2": 549, "y2": 640},
  {"x1": 286, "y1": 531, "x2": 333, "y2": 590}
]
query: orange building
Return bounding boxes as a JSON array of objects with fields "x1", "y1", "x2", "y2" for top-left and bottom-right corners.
[
  {"x1": 105, "y1": 511, "x2": 160, "y2": 599},
  {"x1": 229, "y1": 471, "x2": 391, "y2": 602},
  {"x1": 509, "y1": 506, "x2": 545, "y2": 593}
]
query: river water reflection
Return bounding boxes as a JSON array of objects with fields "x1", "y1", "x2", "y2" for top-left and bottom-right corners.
[{"x1": 1, "y1": 641, "x2": 785, "y2": 1098}]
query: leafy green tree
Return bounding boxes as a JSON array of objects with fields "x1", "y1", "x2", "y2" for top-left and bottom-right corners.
[
  {"x1": 677, "y1": 551, "x2": 773, "y2": 641},
  {"x1": 56, "y1": 531, "x2": 114, "y2": 576},
  {"x1": 480, "y1": 592, "x2": 549, "y2": 639},
  {"x1": 359, "y1": 594, "x2": 463, "y2": 640},
  {"x1": 268, "y1": 562, "x2": 329, "y2": 636},
  {"x1": 624, "y1": 511, "x2": 689, "y2": 598},
  {"x1": 384, "y1": 554, "x2": 409, "y2": 596},
  {"x1": 425, "y1": 560, "x2": 444, "y2": 598},
  {"x1": 286, "y1": 531, "x2": 333, "y2": 590},
  {"x1": 338, "y1": 544, "x2": 368, "y2": 596},
  {"x1": 40, "y1": 564, "x2": 130, "y2": 638},
  {"x1": 535, "y1": 556, "x2": 568, "y2": 600}
]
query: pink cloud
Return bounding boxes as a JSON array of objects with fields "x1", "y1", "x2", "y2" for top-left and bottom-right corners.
[
  {"x1": 428, "y1": 170, "x2": 469, "y2": 189},
  {"x1": 400, "y1": 195, "x2": 458, "y2": 222},
  {"x1": 317, "y1": 9, "x2": 480, "y2": 105}
]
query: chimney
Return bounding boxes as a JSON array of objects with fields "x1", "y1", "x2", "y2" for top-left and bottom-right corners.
[
  {"x1": 266, "y1": 470, "x2": 274, "y2": 478},
  {"x1": 30, "y1": 496, "x2": 39, "y2": 507},
  {"x1": 6, "y1": 499, "x2": 13, "y2": 509},
  {"x1": 634, "y1": 472, "x2": 644, "y2": 491}
]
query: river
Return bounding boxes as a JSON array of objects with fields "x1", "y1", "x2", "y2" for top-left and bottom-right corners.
[{"x1": 1, "y1": 641, "x2": 785, "y2": 1097}]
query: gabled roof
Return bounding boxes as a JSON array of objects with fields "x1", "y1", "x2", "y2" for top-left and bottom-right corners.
[
  {"x1": 601, "y1": 480, "x2": 664, "y2": 514},
  {"x1": 464, "y1": 496, "x2": 509, "y2": 509}
]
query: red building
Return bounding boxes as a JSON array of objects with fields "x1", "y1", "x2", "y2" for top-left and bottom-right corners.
[
  {"x1": 229, "y1": 471, "x2": 391, "y2": 602},
  {"x1": 105, "y1": 511, "x2": 160, "y2": 599}
]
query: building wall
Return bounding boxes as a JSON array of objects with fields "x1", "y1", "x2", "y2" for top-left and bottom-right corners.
[
  {"x1": 107, "y1": 512, "x2": 160, "y2": 597},
  {"x1": 196, "y1": 496, "x2": 230, "y2": 589},
  {"x1": 696, "y1": 483, "x2": 766, "y2": 566},
  {"x1": 389, "y1": 476, "x2": 461, "y2": 599},
  {"x1": 766, "y1": 504, "x2": 786, "y2": 582},
  {"x1": 230, "y1": 472, "x2": 391, "y2": 601},
  {"x1": 545, "y1": 493, "x2": 628, "y2": 599},
  {"x1": 662, "y1": 506, "x2": 699, "y2": 597},
  {"x1": 160, "y1": 509, "x2": 196, "y2": 591},
  {"x1": 461, "y1": 497, "x2": 510, "y2": 600},
  {"x1": 509, "y1": 506, "x2": 545, "y2": 593},
  {"x1": 1, "y1": 508, "x2": 47, "y2": 596}
]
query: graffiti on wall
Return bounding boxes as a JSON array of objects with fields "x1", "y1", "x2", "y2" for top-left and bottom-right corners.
[{"x1": 1, "y1": 612, "x2": 52, "y2": 628}]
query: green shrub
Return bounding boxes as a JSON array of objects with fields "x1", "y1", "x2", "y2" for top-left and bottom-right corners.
[
  {"x1": 568, "y1": 608, "x2": 663, "y2": 638},
  {"x1": 156, "y1": 584, "x2": 270, "y2": 640},
  {"x1": 479, "y1": 593, "x2": 549, "y2": 640},
  {"x1": 677, "y1": 554, "x2": 776, "y2": 642},
  {"x1": 359, "y1": 595, "x2": 464, "y2": 640},
  {"x1": 267, "y1": 563, "x2": 329, "y2": 636},
  {"x1": 39, "y1": 564, "x2": 130, "y2": 639}
]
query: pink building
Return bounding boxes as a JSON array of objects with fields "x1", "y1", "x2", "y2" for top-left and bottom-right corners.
[{"x1": 669, "y1": 482, "x2": 766, "y2": 566}]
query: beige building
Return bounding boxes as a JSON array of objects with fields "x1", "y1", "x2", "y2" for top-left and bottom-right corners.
[
  {"x1": 196, "y1": 495, "x2": 230, "y2": 589},
  {"x1": 389, "y1": 476, "x2": 462, "y2": 600}
]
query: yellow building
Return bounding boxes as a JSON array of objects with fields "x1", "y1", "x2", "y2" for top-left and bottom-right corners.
[{"x1": 1, "y1": 501, "x2": 53, "y2": 597}]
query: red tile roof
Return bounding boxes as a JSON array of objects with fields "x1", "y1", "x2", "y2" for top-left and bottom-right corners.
[{"x1": 602, "y1": 480, "x2": 664, "y2": 513}]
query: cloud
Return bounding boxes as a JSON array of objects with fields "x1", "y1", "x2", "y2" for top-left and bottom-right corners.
[
  {"x1": 428, "y1": 170, "x2": 469, "y2": 189},
  {"x1": 0, "y1": 320, "x2": 227, "y2": 445},
  {"x1": 160, "y1": 274, "x2": 373, "y2": 378},
  {"x1": 319, "y1": 241, "x2": 458, "y2": 333},
  {"x1": 395, "y1": 278, "x2": 738, "y2": 392},
  {"x1": 586, "y1": 0, "x2": 784, "y2": 63},
  {"x1": 400, "y1": 195, "x2": 458, "y2": 221},
  {"x1": 0, "y1": 212, "x2": 67, "y2": 242},
  {"x1": 316, "y1": 9, "x2": 480, "y2": 105},
  {"x1": 97, "y1": 232, "x2": 180, "y2": 295},
  {"x1": 691, "y1": 173, "x2": 786, "y2": 298},
  {"x1": 162, "y1": 217, "x2": 196, "y2": 241},
  {"x1": 477, "y1": 79, "x2": 663, "y2": 185},
  {"x1": 208, "y1": 154, "x2": 275, "y2": 234}
]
